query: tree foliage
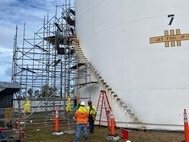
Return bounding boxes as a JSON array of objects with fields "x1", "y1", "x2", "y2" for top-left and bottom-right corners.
[{"x1": 40, "y1": 84, "x2": 56, "y2": 98}]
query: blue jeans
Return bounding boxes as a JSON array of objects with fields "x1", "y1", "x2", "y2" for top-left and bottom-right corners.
[
  {"x1": 89, "y1": 118, "x2": 94, "y2": 133},
  {"x1": 75, "y1": 124, "x2": 88, "y2": 142}
]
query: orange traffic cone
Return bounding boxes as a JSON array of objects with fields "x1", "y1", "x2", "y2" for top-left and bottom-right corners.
[
  {"x1": 15, "y1": 116, "x2": 19, "y2": 129},
  {"x1": 110, "y1": 111, "x2": 115, "y2": 135},
  {"x1": 55, "y1": 107, "x2": 59, "y2": 132},
  {"x1": 106, "y1": 111, "x2": 120, "y2": 141},
  {"x1": 184, "y1": 109, "x2": 189, "y2": 142},
  {"x1": 52, "y1": 107, "x2": 64, "y2": 136}
]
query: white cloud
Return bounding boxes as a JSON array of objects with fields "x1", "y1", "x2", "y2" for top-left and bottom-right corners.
[
  {"x1": 0, "y1": 0, "x2": 64, "y2": 82},
  {"x1": 0, "y1": 25, "x2": 15, "y2": 48},
  {"x1": 0, "y1": 46, "x2": 13, "y2": 55},
  {"x1": 0, "y1": 46, "x2": 13, "y2": 71}
]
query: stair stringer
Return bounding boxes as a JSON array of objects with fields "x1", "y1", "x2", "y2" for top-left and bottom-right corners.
[
  {"x1": 71, "y1": 37, "x2": 144, "y2": 128},
  {"x1": 87, "y1": 64, "x2": 142, "y2": 124}
]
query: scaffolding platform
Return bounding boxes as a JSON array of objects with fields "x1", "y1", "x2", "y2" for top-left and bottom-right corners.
[
  {"x1": 78, "y1": 81, "x2": 98, "y2": 88},
  {"x1": 44, "y1": 36, "x2": 67, "y2": 45},
  {"x1": 69, "y1": 37, "x2": 78, "y2": 43},
  {"x1": 57, "y1": 48, "x2": 74, "y2": 55}
]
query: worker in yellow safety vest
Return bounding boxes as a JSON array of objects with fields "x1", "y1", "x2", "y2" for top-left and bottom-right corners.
[{"x1": 87, "y1": 100, "x2": 97, "y2": 134}]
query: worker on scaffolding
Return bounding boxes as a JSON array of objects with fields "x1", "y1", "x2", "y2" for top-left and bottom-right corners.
[
  {"x1": 87, "y1": 100, "x2": 97, "y2": 134},
  {"x1": 75, "y1": 101, "x2": 89, "y2": 142}
]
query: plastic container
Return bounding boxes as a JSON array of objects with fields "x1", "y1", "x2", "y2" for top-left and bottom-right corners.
[{"x1": 122, "y1": 129, "x2": 128, "y2": 140}]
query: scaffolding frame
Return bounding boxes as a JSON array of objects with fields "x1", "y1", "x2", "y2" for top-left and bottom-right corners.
[
  {"x1": 10, "y1": 0, "x2": 98, "y2": 133},
  {"x1": 11, "y1": 0, "x2": 78, "y2": 127}
]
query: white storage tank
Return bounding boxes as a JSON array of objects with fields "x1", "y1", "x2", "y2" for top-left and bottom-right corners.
[{"x1": 75, "y1": 0, "x2": 189, "y2": 130}]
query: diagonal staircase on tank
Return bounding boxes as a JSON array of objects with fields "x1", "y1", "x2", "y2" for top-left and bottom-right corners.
[
  {"x1": 69, "y1": 37, "x2": 141, "y2": 124},
  {"x1": 69, "y1": 38, "x2": 98, "y2": 90}
]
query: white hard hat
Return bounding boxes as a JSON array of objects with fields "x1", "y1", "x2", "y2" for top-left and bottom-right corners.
[{"x1": 80, "y1": 101, "x2": 85, "y2": 106}]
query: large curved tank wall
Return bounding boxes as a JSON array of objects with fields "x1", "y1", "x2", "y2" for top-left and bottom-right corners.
[{"x1": 75, "y1": 0, "x2": 189, "y2": 130}]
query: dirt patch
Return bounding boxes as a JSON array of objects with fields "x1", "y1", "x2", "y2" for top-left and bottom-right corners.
[{"x1": 127, "y1": 129, "x2": 184, "y2": 142}]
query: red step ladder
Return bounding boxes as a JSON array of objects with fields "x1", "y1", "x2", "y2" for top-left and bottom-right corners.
[{"x1": 96, "y1": 90, "x2": 113, "y2": 128}]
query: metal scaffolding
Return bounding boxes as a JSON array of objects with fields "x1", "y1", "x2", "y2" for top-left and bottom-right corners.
[
  {"x1": 10, "y1": 0, "x2": 98, "y2": 133},
  {"x1": 11, "y1": 0, "x2": 78, "y2": 126},
  {"x1": 12, "y1": 3, "x2": 76, "y2": 97}
]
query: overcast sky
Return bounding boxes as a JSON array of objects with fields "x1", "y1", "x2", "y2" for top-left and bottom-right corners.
[{"x1": 0, "y1": 0, "x2": 64, "y2": 82}]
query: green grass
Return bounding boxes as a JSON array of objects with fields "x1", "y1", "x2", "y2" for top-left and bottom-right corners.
[
  {"x1": 24, "y1": 124, "x2": 113, "y2": 142},
  {"x1": 23, "y1": 123, "x2": 184, "y2": 142}
]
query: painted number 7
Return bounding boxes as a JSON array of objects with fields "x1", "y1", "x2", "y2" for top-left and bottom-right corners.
[{"x1": 168, "y1": 14, "x2": 174, "y2": 25}]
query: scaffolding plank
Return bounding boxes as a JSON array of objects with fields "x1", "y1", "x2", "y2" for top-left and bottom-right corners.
[
  {"x1": 54, "y1": 23, "x2": 63, "y2": 32},
  {"x1": 63, "y1": 16, "x2": 75, "y2": 26},
  {"x1": 70, "y1": 63, "x2": 86, "y2": 70},
  {"x1": 70, "y1": 9, "x2": 75, "y2": 16},
  {"x1": 53, "y1": 59, "x2": 61, "y2": 66}
]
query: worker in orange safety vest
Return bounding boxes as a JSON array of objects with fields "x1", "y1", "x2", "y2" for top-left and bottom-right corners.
[{"x1": 75, "y1": 101, "x2": 89, "y2": 142}]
